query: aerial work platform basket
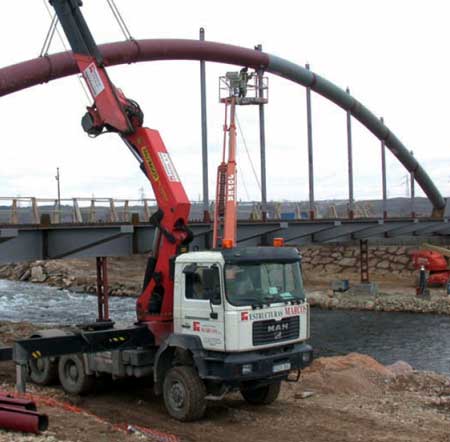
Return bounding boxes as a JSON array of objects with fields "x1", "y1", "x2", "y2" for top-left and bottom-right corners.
[{"x1": 219, "y1": 70, "x2": 268, "y2": 105}]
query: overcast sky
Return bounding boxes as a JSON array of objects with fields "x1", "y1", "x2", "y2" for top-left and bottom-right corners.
[{"x1": 1, "y1": 0, "x2": 449, "y2": 206}]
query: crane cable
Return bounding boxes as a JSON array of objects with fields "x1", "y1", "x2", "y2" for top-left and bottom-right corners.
[
  {"x1": 40, "y1": 0, "x2": 92, "y2": 104},
  {"x1": 39, "y1": 12, "x2": 58, "y2": 57},
  {"x1": 105, "y1": 0, "x2": 133, "y2": 41},
  {"x1": 235, "y1": 111, "x2": 262, "y2": 192},
  {"x1": 236, "y1": 151, "x2": 251, "y2": 201}
]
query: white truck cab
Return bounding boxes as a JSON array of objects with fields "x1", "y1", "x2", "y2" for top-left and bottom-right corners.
[
  {"x1": 172, "y1": 246, "x2": 312, "y2": 380},
  {"x1": 174, "y1": 248, "x2": 310, "y2": 352}
]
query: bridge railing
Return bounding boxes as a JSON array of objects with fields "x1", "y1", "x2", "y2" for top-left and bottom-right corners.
[
  {"x1": 0, "y1": 197, "x2": 157, "y2": 225},
  {"x1": 0, "y1": 196, "x2": 435, "y2": 225}
]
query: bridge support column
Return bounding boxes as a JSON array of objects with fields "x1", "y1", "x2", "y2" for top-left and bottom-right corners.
[
  {"x1": 359, "y1": 240, "x2": 369, "y2": 283},
  {"x1": 96, "y1": 257, "x2": 109, "y2": 322}
]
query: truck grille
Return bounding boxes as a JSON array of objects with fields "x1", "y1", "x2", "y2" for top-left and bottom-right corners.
[{"x1": 252, "y1": 316, "x2": 300, "y2": 346}]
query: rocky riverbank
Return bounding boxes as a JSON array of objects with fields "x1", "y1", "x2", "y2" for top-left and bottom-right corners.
[
  {"x1": 0, "y1": 257, "x2": 146, "y2": 297},
  {"x1": 307, "y1": 287, "x2": 450, "y2": 314},
  {"x1": 0, "y1": 253, "x2": 448, "y2": 314}
]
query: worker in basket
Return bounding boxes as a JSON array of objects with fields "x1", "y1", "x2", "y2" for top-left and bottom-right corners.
[{"x1": 238, "y1": 67, "x2": 253, "y2": 98}]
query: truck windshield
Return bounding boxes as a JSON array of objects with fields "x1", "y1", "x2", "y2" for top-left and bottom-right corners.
[{"x1": 225, "y1": 262, "x2": 305, "y2": 307}]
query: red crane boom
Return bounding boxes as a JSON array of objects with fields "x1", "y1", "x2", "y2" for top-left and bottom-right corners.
[{"x1": 50, "y1": 0, "x2": 192, "y2": 339}]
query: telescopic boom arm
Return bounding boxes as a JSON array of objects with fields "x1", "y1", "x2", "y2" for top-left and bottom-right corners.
[{"x1": 49, "y1": 0, "x2": 192, "y2": 330}]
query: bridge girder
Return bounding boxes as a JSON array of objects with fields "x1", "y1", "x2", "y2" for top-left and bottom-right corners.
[{"x1": 0, "y1": 220, "x2": 449, "y2": 264}]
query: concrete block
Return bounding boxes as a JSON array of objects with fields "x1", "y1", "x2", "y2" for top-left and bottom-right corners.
[
  {"x1": 331, "y1": 279, "x2": 350, "y2": 292},
  {"x1": 347, "y1": 283, "x2": 379, "y2": 296}
]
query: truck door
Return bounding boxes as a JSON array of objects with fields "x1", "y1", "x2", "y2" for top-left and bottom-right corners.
[{"x1": 180, "y1": 264, "x2": 225, "y2": 351}]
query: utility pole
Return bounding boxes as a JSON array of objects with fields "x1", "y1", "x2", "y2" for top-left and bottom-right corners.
[
  {"x1": 139, "y1": 186, "x2": 145, "y2": 203},
  {"x1": 55, "y1": 167, "x2": 61, "y2": 220},
  {"x1": 403, "y1": 174, "x2": 410, "y2": 197}
]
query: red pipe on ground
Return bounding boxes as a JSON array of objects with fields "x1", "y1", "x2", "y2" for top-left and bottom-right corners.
[
  {"x1": 0, "y1": 395, "x2": 37, "y2": 410},
  {"x1": 0, "y1": 394, "x2": 48, "y2": 434}
]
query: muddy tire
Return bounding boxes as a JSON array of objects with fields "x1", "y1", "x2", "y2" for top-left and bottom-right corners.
[
  {"x1": 163, "y1": 366, "x2": 206, "y2": 421},
  {"x1": 58, "y1": 354, "x2": 94, "y2": 395},
  {"x1": 28, "y1": 357, "x2": 58, "y2": 386},
  {"x1": 241, "y1": 382, "x2": 281, "y2": 405}
]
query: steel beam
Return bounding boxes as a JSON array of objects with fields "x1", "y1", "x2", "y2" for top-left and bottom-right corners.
[
  {"x1": 47, "y1": 225, "x2": 134, "y2": 258},
  {"x1": 346, "y1": 87, "x2": 354, "y2": 219},
  {"x1": 351, "y1": 220, "x2": 404, "y2": 240},
  {"x1": 237, "y1": 223, "x2": 288, "y2": 246},
  {"x1": 380, "y1": 117, "x2": 388, "y2": 218},
  {"x1": 305, "y1": 64, "x2": 315, "y2": 219},
  {"x1": 0, "y1": 220, "x2": 449, "y2": 264},
  {"x1": 199, "y1": 28, "x2": 210, "y2": 222},
  {"x1": 385, "y1": 221, "x2": 436, "y2": 237},
  {"x1": 311, "y1": 222, "x2": 371, "y2": 243},
  {"x1": 412, "y1": 220, "x2": 450, "y2": 236},
  {"x1": 283, "y1": 224, "x2": 334, "y2": 243},
  {"x1": 0, "y1": 229, "x2": 18, "y2": 244},
  {"x1": 13, "y1": 326, "x2": 154, "y2": 364}
]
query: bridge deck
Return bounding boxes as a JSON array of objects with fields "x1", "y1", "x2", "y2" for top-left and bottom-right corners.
[{"x1": 0, "y1": 218, "x2": 449, "y2": 264}]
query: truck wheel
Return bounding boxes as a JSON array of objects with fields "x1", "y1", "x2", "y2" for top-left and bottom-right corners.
[
  {"x1": 28, "y1": 357, "x2": 58, "y2": 386},
  {"x1": 241, "y1": 382, "x2": 281, "y2": 405},
  {"x1": 58, "y1": 354, "x2": 94, "y2": 395},
  {"x1": 163, "y1": 366, "x2": 206, "y2": 421}
]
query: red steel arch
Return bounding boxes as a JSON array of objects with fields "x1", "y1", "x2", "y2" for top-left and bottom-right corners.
[{"x1": 0, "y1": 39, "x2": 445, "y2": 213}]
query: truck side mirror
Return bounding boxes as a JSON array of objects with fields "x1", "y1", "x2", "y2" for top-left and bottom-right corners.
[{"x1": 210, "y1": 290, "x2": 221, "y2": 306}]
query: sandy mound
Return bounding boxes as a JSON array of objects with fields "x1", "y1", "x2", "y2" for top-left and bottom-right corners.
[{"x1": 297, "y1": 353, "x2": 394, "y2": 395}]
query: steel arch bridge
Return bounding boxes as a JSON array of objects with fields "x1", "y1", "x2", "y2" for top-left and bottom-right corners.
[
  {"x1": 1, "y1": 37, "x2": 449, "y2": 266},
  {"x1": 0, "y1": 38, "x2": 446, "y2": 214}
]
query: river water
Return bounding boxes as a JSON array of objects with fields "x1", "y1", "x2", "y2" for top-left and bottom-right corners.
[
  {"x1": 0, "y1": 279, "x2": 135, "y2": 326},
  {"x1": 0, "y1": 279, "x2": 449, "y2": 374}
]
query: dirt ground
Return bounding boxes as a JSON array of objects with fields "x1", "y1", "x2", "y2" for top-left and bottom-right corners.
[
  {"x1": 1, "y1": 259, "x2": 450, "y2": 441},
  {"x1": 0, "y1": 323, "x2": 450, "y2": 442}
]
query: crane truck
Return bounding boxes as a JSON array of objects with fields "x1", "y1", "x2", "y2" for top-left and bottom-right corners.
[{"x1": 10, "y1": 0, "x2": 313, "y2": 422}]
